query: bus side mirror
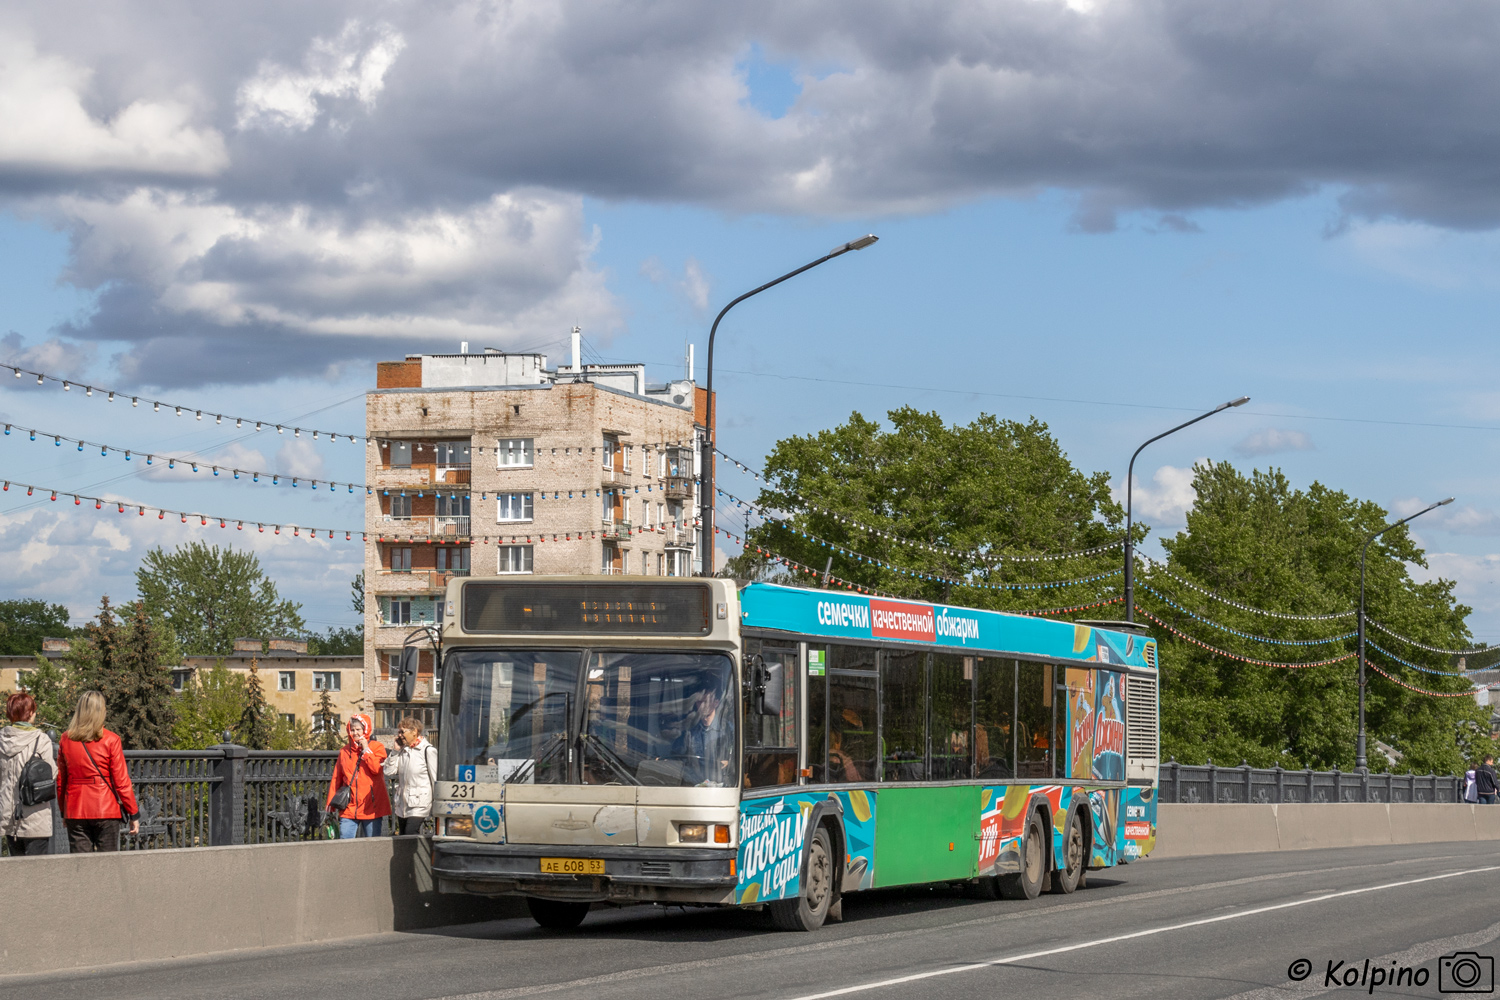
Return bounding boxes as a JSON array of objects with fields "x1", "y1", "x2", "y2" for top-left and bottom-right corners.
[
  {"x1": 396, "y1": 646, "x2": 420, "y2": 702},
  {"x1": 754, "y1": 656, "x2": 782, "y2": 717}
]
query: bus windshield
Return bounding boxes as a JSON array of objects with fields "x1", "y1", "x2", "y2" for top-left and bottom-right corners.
[{"x1": 440, "y1": 648, "x2": 737, "y2": 788}]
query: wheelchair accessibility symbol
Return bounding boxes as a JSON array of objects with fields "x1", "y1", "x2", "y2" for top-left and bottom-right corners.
[{"x1": 474, "y1": 804, "x2": 502, "y2": 837}]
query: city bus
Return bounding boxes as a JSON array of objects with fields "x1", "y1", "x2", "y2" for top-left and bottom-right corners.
[{"x1": 422, "y1": 576, "x2": 1159, "y2": 931}]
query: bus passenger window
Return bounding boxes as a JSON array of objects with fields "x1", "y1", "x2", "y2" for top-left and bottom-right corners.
[
  {"x1": 827, "y1": 671, "x2": 877, "y2": 784},
  {"x1": 975, "y1": 658, "x2": 1014, "y2": 780},
  {"x1": 808, "y1": 650, "x2": 827, "y2": 782},
  {"x1": 743, "y1": 642, "x2": 799, "y2": 789},
  {"x1": 881, "y1": 650, "x2": 926, "y2": 782},
  {"x1": 930, "y1": 654, "x2": 973, "y2": 781},
  {"x1": 1016, "y1": 661, "x2": 1055, "y2": 779}
]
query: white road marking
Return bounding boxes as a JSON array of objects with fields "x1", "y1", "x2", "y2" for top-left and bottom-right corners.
[{"x1": 784, "y1": 864, "x2": 1500, "y2": 1000}]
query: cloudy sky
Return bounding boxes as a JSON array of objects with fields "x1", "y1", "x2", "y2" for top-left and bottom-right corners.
[{"x1": 5, "y1": 0, "x2": 1500, "y2": 637}]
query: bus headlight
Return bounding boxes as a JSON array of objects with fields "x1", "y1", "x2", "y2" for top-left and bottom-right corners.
[
  {"x1": 445, "y1": 817, "x2": 474, "y2": 837},
  {"x1": 677, "y1": 822, "x2": 707, "y2": 843}
]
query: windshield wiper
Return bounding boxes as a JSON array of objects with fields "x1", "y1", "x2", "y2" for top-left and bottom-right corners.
[
  {"x1": 580, "y1": 731, "x2": 639, "y2": 785},
  {"x1": 508, "y1": 732, "x2": 567, "y2": 785}
]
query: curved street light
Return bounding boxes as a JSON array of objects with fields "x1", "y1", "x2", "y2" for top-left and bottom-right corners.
[
  {"x1": 698, "y1": 236, "x2": 880, "y2": 575},
  {"x1": 1355, "y1": 496, "x2": 1454, "y2": 770},
  {"x1": 1124, "y1": 396, "x2": 1250, "y2": 622}
]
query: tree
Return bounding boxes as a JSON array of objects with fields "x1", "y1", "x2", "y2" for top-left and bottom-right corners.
[
  {"x1": 236, "y1": 659, "x2": 276, "y2": 750},
  {"x1": 350, "y1": 571, "x2": 365, "y2": 616},
  {"x1": 172, "y1": 664, "x2": 247, "y2": 749},
  {"x1": 313, "y1": 688, "x2": 341, "y2": 750},
  {"x1": 1143, "y1": 462, "x2": 1486, "y2": 774},
  {"x1": 23, "y1": 654, "x2": 71, "y2": 730},
  {"x1": 727, "y1": 408, "x2": 1127, "y2": 611},
  {"x1": 135, "y1": 542, "x2": 305, "y2": 656},
  {"x1": 0, "y1": 600, "x2": 73, "y2": 655},
  {"x1": 307, "y1": 627, "x2": 362, "y2": 656},
  {"x1": 66, "y1": 597, "x2": 179, "y2": 750}
]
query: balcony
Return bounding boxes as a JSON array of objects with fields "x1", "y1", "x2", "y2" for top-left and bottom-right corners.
[
  {"x1": 662, "y1": 476, "x2": 694, "y2": 501},
  {"x1": 601, "y1": 520, "x2": 632, "y2": 541},
  {"x1": 433, "y1": 466, "x2": 472, "y2": 485},
  {"x1": 663, "y1": 525, "x2": 694, "y2": 548},
  {"x1": 376, "y1": 516, "x2": 470, "y2": 538},
  {"x1": 376, "y1": 569, "x2": 468, "y2": 593},
  {"x1": 373, "y1": 469, "x2": 431, "y2": 487},
  {"x1": 434, "y1": 515, "x2": 470, "y2": 536}
]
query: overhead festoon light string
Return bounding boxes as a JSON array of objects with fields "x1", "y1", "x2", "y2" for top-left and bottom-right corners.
[
  {"x1": 1365, "y1": 618, "x2": 1498, "y2": 658},
  {"x1": 1362, "y1": 658, "x2": 1479, "y2": 698},
  {"x1": 1364, "y1": 638, "x2": 1493, "y2": 677},
  {"x1": 1015, "y1": 595, "x2": 1127, "y2": 618},
  {"x1": 1138, "y1": 555, "x2": 1357, "y2": 621},
  {"x1": 1139, "y1": 582, "x2": 1358, "y2": 647},
  {"x1": 1133, "y1": 606, "x2": 1357, "y2": 669}
]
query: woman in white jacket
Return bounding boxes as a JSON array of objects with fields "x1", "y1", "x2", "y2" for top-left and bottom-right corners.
[
  {"x1": 383, "y1": 717, "x2": 437, "y2": 835},
  {"x1": 1, "y1": 692, "x2": 55, "y2": 855}
]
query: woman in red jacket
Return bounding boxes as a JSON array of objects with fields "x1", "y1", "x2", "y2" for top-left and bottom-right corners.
[
  {"x1": 56, "y1": 690, "x2": 139, "y2": 853},
  {"x1": 325, "y1": 714, "x2": 391, "y2": 838}
]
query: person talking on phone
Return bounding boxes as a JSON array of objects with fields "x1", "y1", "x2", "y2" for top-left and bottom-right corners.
[
  {"x1": 325, "y1": 714, "x2": 391, "y2": 838},
  {"x1": 383, "y1": 717, "x2": 437, "y2": 835}
]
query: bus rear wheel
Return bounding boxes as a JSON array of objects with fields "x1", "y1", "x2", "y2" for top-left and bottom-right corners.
[
  {"x1": 770, "y1": 826, "x2": 834, "y2": 931},
  {"x1": 998, "y1": 811, "x2": 1046, "y2": 900},
  {"x1": 1049, "y1": 809, "x2": 1086, "y2": 894},
  {"x1": 526, "y1": 897, "x2": 590, "y2": 930}
]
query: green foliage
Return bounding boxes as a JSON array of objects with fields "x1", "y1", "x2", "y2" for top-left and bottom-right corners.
[
  {"x1": 727, "y1": 408, "x2": 1126, "y2": 610},
  {"x1": 307, "y1": 626, "x2": 362, "y2": 656},
  {"x1": 236, "y1": 661, "x2": 276, "y2": 750},
  {"x1": 351, "y1": 571, "x2": 364, "y2": 616},
  {"x1": 1147, "y1": 462, "x2": 1487, "y2": 774},
  {"x1": 23, "y1": 653, "x2": 72, "y2": 730},
  {"x1": 172, "y1": 664, "x2": 247, "y2": 749},
  {"x1": 135, "y1": 542, "x2": 305, "y2": 656},
  {"x1": 267, "y1": 715, "x2": 316, "y2": 751},
  {"x1": 66, "y1": 597, "x2": 179, "y2": 750},
  {"x1": 313, "y1": 688, "x2": 341, "y2": 750},
  {"x1": 0, "y1": 600, "x2": 73, "y2": 655}
]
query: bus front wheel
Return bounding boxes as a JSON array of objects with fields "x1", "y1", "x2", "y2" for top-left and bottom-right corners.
[
  {"x1": 770, "y1": 826, "x2": 834, "y2": 931},
  {"x1": 526, "y1": 897, "x2": 590, "y2": 930},
  {"x1": 998, "y1": 811, "x2": 1046, "y2": 900}
]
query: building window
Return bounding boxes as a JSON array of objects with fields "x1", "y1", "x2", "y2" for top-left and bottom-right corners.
[
  {"x1": 642, "y1": 550, "x2": 650, "y2": 575},
  {"x1": 388, "y1": 441, "x2": 412, "y2": 468},
  {"x1": 278, "y1": 671, "x2": 296, "y2": 691},
  {"x1": 497, "y1": 438, "x2": 534, "y2": 468},
  {"x1": 279, "y1": 713, "x2": 296, "y2": 727},
  {"x1": 389, "y1": 494, "x2": 413, "y2": 519},
  {"x1": 602, "y1": 434, "x2": 618, "y2": 470},
  {"x1": 499, "y1": 545, "x2": 534, "y2": 574},
  {"x1": 436, "y1": 493, "x2": 470, "y2": 519},
  {"x1": 435, "y1": 440, "x2": 471, "y2": 467},
  {"x1": 437, "y1": 547, "x2": 469, "y2": 573},
  {"x1": 313, "y1": 671, "x2": 342, "y2": 692},
  {"x1": 386, "y1": 599, "x2": 412, "y2": 625},
  {"x1": 602, "y1": 544, "x2": 622, "y2": 574},
  {"x1": 497, "y1": 493, "x2": 533, "y2": 522},
  {"x1": 624, "y1": 444, "x2": 632, "y2": 471},
  {"x1": 314, "y1": 712, "x2": 341, "y2": 733},
  {"x1": 383, "y1": 651, "x2": 400, "y2": 679},
  {"x1": 170, "y1": 669, "x2": 193, "y2": 691},
  {"x1": 389, "y1": 546, "x2": 412, "y2": 572},
  {"x1": 657, "y1": 553, "x2": 665, "y2": 576}
]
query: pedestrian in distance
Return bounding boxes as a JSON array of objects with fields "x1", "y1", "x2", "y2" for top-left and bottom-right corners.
[
  {"x1": 1477, "y1": 755, "x2": 1499, "y2": 805},
  {"x1": 0, "y1": 692, "x2": 56, "y2": 856},
  {"x1": 383, "y1": 716, "x2": 437, "y2": 836},
  {"x1": 325, "y1": 713, "x2": 391, "y2": 838},
  {"x1": 56, "y1": 691, "x2": 139, "y2": 853},
  {"x1": 1464, "y1": 767, "x2": 1479, "y2": 803}
]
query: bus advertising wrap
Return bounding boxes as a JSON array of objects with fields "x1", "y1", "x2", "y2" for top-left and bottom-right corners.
[{"x1": 742, "y1": 583, "x2": 1155, "y2": 669}]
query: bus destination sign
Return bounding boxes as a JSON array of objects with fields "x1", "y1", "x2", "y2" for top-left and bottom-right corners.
[{"x1": 463, "y1": 582, "x2": 713, "y2": 635}]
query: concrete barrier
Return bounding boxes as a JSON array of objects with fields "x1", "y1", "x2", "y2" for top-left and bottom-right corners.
[
  {"x1": 0, "y1": 837, "x2": 523, "y2": 977},
  {"x1": 1154, "y1": 802, "x2": 1500, "y2": 859}
]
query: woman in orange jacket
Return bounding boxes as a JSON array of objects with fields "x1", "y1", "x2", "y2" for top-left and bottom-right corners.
[
  {"x1": 325, "y1": 713, "x2": 391, "y2": 838},
  {"x1": 56, "y1": 690, "x2": 140, "y2": 853}
]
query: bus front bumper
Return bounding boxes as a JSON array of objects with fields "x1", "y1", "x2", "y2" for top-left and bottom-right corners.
[{"x1": 432, "y1": 841, "x2": 740, "y2": 905}]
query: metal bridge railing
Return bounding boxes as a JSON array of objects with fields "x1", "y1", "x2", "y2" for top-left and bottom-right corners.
[{"x1": 1159, "y1": 759, "x2": 1464, "y2": 804}]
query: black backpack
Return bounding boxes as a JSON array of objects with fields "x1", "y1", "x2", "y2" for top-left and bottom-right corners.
[{"x1": 15, "y1": 735, "x2": 56, "y2": 815}]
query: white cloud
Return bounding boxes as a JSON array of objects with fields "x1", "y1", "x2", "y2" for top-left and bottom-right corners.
[
  {"x1": 236, "y1": 20, "x2": 406, "y2": 132},
  {"x1": 1123, "y1": 462, "x2": 1198, "y2": 526},
  {"x1": 1234, "y1": 428, "x2": 1314, "y2": 457},
  {"x1": 0, "y1": 35, "x2": 225, "y2": 177},
  {"x1": 681, "y1": 259, "x2": 711, "y2": 312},
  {"x1": 274, "y1": 439, "x2": 326, "y2": 479}
]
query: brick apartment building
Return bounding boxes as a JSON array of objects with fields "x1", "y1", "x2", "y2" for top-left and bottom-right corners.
[{"x1": 362, "y1": 339, "x2": 710, "y2": 735}]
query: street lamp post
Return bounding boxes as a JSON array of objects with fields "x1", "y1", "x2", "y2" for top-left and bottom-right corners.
[
  {"x1": 1355, "y1": 496, "x2": 1454, "y2": 770},
  {"x1": 698, "y1": 235, "x2": 880, "y2": 576},
  {"x1": 1124, "y1": 396, "x2": 1250, "y2": 623}
]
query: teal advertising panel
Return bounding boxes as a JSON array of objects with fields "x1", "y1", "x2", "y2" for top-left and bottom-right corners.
[{"x1": 740, "y1": 584, "x2": 1155, "y2": 670}]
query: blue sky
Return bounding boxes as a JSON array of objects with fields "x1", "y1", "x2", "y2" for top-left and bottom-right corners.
[{"x1": 5, "y1": 2, "x2": 1500, "y2": 640}]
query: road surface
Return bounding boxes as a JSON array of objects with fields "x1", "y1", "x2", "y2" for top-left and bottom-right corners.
[{"x1": 5, "y1": 840, "x2": 1500, "y2": 1000}]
